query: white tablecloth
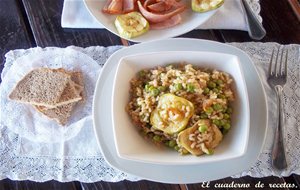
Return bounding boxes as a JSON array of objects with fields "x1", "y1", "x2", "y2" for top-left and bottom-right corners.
[{"x1": 0, "y1": 42, "x2": 299, "y2": 182}]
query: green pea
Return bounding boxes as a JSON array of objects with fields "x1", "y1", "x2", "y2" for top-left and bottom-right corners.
[
  {"x1": 223, "y1": 113, "x2": 230, "y2": 119},
  {"x1": 216, "y1": 79, "x2": 223, "y2": 85},
  {"x1": 218, "y1": 94, "x2": 226, "y2": 99},
  {"x1": 200, "y1": 113, "x2": 208, "y2": 119},
  {"x1": 151, "y1": 88, "x2": 160, "y2": 96},
  {"x1": 139, "y1": 70, "x2": 146, "y2": 77},
  {"x1": 205, "y1": 107, "x2": 214, "y2": 114},
  {"x1": 174, "y1": 145, "x2": 180, "y2": 151},
  {"x1": 207, "y1": 149, "x2": 214, "y2": 155},
  {"x1": 203, "y1": 88, "x2": 210, "y2": 94},
  {"x1": 148, "y1": 86, "x2": 155, "y2": 90},
  {"x1": 144, "y1": 84, "x2": 151, "y2": 91},
  {"x1": 158, "y1": 86, "x2": 166, "y2": 92},
  {"x1": 198, "y1": 124, "x2": 208, "y2": 133},
  {"x1": 213, "y1": 103, "x2": 223, "y2": 111},
  {"x1": 220, "y1": 120, "x2": 226, "y2": 126},
  {"x1": 168, "y1": 140, "x2": 176, "y2": 148},
  {"x1": 222, "y1": 128, "x2": 229, "y2": 135},
  {"x1": 153, "y1": 135, "x2": 161, "y2": 142},
  {"x1": 226, "y1": 107, "x2": 233, "y2": 114},
  {"x1": 212, "y1": 119, "x2": 221, "y2": 126},
  {"x1": 212, "y1": 88, "x2": 219, "y2": 93},
  {"x1": 174, "y1": 83, "x2": 183, "y2": 91},
  {"x1": 187, "y1": 84, "x2": 195, "y2": 92},
  {"x1": 208, "y1": 81, "x2": 216, "y2": 89},
  {"x1": 223, "y1": 123, "x2": 231, "y2": 130}
]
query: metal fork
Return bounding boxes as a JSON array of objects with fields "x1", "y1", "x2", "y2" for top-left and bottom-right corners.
[
  {"x1": 267, "y1": 47, "x2": 288, "y2": 170},
  {"x1": 241, "y1": 0, "x2": 266, "y2": 40}
]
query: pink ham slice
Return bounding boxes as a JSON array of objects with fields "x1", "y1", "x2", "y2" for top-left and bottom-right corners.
[
  {"x1": 102, "y1": 0, "x2": 123, "y2": 14},
  {"x1": 123, "y1": 0, "x2": 137, "y2": 13},
  {"x1": 137, "y1": 0, "x2": 185, "y2": 23},
  {"x1": 150, "y1": 14, "x2": 182, "y2": 30},
  {"x1": 147, "y1": 1, "x2": 167, "y2": 12},
  {"x1": 159, "y1": 0, "x2": 181, "y2": 8},
  {"x1": 143, "y1": 0, "x2": 156, "y2": 7},
  {"x1": 102, "y1": 0, "x2": 112, "y2": 13}
]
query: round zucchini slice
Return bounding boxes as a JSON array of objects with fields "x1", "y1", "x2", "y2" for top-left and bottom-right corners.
[
  {"x1": 150, "y1": 94, "x2": 194, "y2": 135},
  {"x1": 192, "y1": 0, "x2": 224, "y2": 13},
  {"x1": 177, "y1": 119, "x2": 223, "y2": 156},
  {"x1": 115, "y1": 12, "x2": 149, "y2": 39}
]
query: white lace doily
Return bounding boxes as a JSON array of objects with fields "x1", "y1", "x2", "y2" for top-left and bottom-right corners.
[
  {"x1": 231, "y1": 43, "x2": 300, "y2": 178},
  {"x1": 0, "y1": 47, "x2": 101, "y2": 143},
  {"x1": 248, "y1": 0, "x2": 262, "y2": 22},
  {"x1": 0, "y1": 43, "x2": 299, "y2": 182}
]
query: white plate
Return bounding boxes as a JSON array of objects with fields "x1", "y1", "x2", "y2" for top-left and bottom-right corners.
[
  {"x1": 83, "y1": 0, "x2": 216, "y2": 42},
  {"x1": 93, "y1": 38, "x2": 268, "y2": 183}
]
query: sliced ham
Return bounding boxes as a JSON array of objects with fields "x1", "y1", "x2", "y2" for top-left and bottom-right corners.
[
  {"x1": 123, "y1": 0, "x2": 137, "y2": 13},
  {"x1": 157, "y1": 0, "x2": 179, "y2": 9},
  {"x1": 147, "y1": 2, "x2": 167, "y2": 12},
  {"x1": 102, "y1": 0, "x2": 186, "y2": 30},
  {"x1": 150, "y1": 14, "x2": 182, "y2": 30},
  {"x1": 143, "y1": 0, "x2": 157, "y2": 7},
  {"x1": 137, "y1": 0, "x2": 185, "y2": 23},
  {"x1": 102, "y1": 0, "x2": 112, "y2": 13},
  {"x1": 102, "y1": 0, "x2": 123, "y2": 14}
]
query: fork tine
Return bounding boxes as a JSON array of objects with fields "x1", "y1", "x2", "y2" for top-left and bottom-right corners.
[
  {"x1": 274, "y1": 47, "x2": 280, "y2": 76},
  {"x1": 268, "y1": 49, "x2": 275, "y2": 76},
  {"x1": 279, "y1": 48, "x2": 284, "y2": 75},
  {"x1": 285, "y1": 49, "x2": 288, "y2": 76}
]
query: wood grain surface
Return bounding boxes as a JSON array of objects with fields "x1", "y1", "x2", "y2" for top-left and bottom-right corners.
[
  {"x1": 0, "y1": 0, "x2": 300, "y2": 189},
  {"x1": 21, "y1": 0, "x2": 123, "y2": 47},
  {"x1": 0, "y1": 0, "x2": 33, "y2": 83},
  {"x1": 288, "y1": 0, "x2": 300, "y2": 21},
  {"x1": 219, "y1": 0, "x2": 300, "y2": 43}
]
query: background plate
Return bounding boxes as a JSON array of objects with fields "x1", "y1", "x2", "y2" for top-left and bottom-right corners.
[{"x1": 84, "y1": 0, "x2": 216, "y2": 42}]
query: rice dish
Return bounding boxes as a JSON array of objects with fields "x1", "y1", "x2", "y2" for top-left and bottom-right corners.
[{"x1": 126, "y1": 63, "x2": 234, "y2": 156}]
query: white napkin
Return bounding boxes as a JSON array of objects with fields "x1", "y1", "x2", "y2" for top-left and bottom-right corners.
[
  {"x1": 61, "y1": 0, "x2": 262, "y2": 31},
  {"x1": 0, "y1": 47, "x2": 101, "y2": 143}
]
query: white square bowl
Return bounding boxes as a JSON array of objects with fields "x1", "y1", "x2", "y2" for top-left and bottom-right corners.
[{"x1": 112, "y1": 51, "x2": 250, "y2": 165}]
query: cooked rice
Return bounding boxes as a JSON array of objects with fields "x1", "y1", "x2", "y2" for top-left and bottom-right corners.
[{"x1": 126, "y1": 63, "x2": 235, "y2": 154}]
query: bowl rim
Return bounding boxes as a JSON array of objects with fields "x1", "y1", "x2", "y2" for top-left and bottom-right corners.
[{"x1": 111, "y1": 50, "x2": 250, "y2": 165}]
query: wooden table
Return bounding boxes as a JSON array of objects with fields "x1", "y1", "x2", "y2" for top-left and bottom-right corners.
[{"x1": 0, "y1": 0, "x2": 300, "y2": 189}]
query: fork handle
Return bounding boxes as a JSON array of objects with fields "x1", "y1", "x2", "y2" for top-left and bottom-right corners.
[
  {"x1": 241, "y1": 0, "x2": 266, "y2": 40},
  {"x1": 272, "y1": 85, "x2": 287, "y2": 170}
]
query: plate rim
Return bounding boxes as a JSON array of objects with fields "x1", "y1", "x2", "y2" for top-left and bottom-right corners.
[{"x1": 92, "y1": 38, "x2": 268, "y2": 183}]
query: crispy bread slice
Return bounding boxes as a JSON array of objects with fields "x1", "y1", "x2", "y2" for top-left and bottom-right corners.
[
  {"x1": 35, "y1": 71, "x2": 85, "y2": 125},
  {"x1": 70, "y1": 71, "x2": 85, "y2": 102},
  {"x1": 35, "y1": 102, "x2": 77, "y2": 125},
  {"x1": 50, "y1": 80, "x2": 82, "y2": 108},
  {"x1": 8, "y1": 68, "x2": 71, "y2": 107},
  {"x1": 53, "y1": 69, "x2": 85, "y2": 103}
]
